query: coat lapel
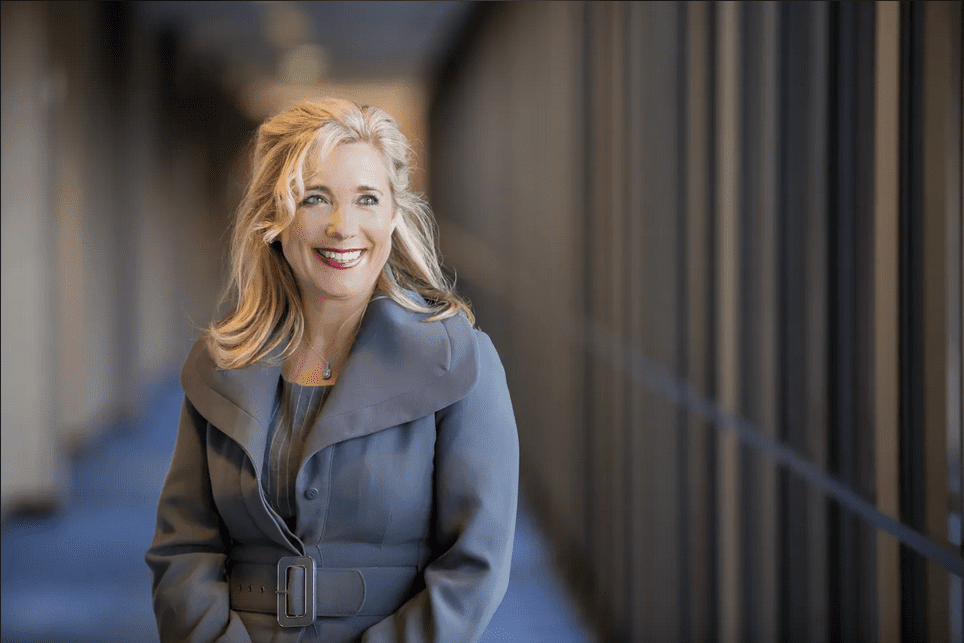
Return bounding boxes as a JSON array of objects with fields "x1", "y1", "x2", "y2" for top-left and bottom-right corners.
[
  {"x1": 181, "y1": 338, "x2": 299, "y2": 550},
  {"x1": 300, "y1": 295, "x2": 479, "y2": 465},
  {"x1": 180, "y1": 338, "x2": 283, "y2": 482},
  {"x1": 181, "y1": 294, "x2": 480, "y2": 477}
]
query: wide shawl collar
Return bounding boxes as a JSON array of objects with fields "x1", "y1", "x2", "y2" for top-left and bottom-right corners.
[{"x1": 180, "y1": 295, "x2": 480, "y2": 484}]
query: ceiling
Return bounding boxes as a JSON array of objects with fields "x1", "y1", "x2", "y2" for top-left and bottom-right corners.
[{"x1": 134, "y1": 1, "x2": 480, "y2": 85}]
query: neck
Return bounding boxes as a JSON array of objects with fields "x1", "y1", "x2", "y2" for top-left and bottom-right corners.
[
  {"x1": 284, "y1": 291, "x2": 371, "y2": 385},
  {"x1": 302, "y1": 294, "x2": 370, "y2": 349}
]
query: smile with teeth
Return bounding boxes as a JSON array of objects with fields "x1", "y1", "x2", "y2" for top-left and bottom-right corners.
[{"x1": 315, "y1": 247, "x2": 365, "y2": 268}]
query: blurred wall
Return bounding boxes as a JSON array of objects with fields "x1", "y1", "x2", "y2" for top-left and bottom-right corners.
[
  {"x1": 2, "y1": 0, "x2": 61, "y2": 517},
  {"x1": 429, "y1": 2, "x2": 963, "y2": 642},
  {"x1": 1, "y1": 1, "x2": 253, "y2": 519}
]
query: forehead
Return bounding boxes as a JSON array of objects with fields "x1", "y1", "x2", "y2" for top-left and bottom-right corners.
[{"x1": 304, "y1": 141, "x2": 390, "y2": 187}]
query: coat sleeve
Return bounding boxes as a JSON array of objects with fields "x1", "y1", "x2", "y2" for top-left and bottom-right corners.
[
  {"x1": 362, "y1": 331, "x2": 520, "y2": 643},
  {"x1": 145, "y1": 399, "x2": 254, "y2": 643}
]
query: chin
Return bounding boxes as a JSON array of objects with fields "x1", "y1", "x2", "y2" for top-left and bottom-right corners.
[{"x1": 317, "y1": 277, "x2": 378, "y2": 302}]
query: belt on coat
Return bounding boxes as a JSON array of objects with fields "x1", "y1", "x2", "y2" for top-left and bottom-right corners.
[{"x1": 229, "y1": 557, "x2": 418, "y2": 627}]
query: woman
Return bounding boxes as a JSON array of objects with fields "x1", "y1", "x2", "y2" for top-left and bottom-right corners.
[{"x1": 146, "y1": 98, "x2": 519, "y2": 643}]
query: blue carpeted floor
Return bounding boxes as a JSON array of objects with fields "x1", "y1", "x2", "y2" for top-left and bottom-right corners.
[{"x1": 1, "y1": 376, "x2": 596, "y2": 643}]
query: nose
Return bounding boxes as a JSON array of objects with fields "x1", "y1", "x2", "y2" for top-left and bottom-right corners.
[{"x1": 325, "y1": 202, "x2": 358, "y2": 239}]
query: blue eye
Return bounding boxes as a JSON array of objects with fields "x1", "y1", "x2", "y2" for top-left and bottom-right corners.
[
  {"x1": 301, "y1": 194, "x2": 328, "y2": 207},
  {"x1": 358, "y1": 194, "x2": 379, "y2": 206}
]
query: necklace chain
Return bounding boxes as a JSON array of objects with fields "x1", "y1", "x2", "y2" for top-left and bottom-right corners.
[
  {"x1": 303, "y1": 341, "x2": 334, "y2": 380},
  {"x1": 301, "y1": 303, "x2": 367, "y2": 381}
]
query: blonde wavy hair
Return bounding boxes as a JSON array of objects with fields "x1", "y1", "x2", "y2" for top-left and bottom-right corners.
[{"x1": 207, "y1": 98, "x2": 473, "y2": 369}]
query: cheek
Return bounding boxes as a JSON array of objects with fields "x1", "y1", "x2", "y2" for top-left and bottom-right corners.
[
  {"x1": 379, "y1": 221, "x2": 395, "y2": 257},
  {"x1": 281, "y1": 215, "x2": 311, "y2": 249},
  {"x1": 279, "y1": 228, "x2": 304, "y2": 271}
]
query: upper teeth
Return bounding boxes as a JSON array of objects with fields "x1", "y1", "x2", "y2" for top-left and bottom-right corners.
[{"x1": 319, "y1": 249, "x2": 362, "y2": 262}]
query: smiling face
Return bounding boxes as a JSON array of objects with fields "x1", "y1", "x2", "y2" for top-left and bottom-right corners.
[{"x1": 280, "y1": 141, "x2": 396, "y2": 308}]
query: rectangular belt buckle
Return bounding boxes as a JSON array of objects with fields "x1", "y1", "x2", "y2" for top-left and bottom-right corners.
[{"x1": 277, "y1": 556, "x2": 315, "y2": 627}]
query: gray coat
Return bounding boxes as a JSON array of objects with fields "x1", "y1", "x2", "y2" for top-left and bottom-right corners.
[{"x1": 145, "y1": 295, "x2": 519, "y2": 642}]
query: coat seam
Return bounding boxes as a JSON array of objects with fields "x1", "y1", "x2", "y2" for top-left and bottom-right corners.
[{"x1": 316, "y1": 446, "x2": 335, "y2": 565}]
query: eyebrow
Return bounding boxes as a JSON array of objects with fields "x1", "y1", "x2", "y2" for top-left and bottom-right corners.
[{"x1": 304, "y1": 184, "x2": 384, "y2": 196}]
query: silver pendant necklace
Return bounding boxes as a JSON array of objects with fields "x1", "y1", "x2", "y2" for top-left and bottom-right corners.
[
  {"x1": 303, "y1": 303, "x2": 368, "y2": 381},
  {"x1": 305, "y1": 340, "x2": 335, "y2": 380}
]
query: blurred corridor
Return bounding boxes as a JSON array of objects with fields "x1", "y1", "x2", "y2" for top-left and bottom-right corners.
[{"x1": 3, "y1": 2, "x2": 963, "y2": 642}]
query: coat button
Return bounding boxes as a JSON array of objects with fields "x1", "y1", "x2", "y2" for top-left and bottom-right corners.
[{"x1": 305, "y1": 488, "x2": 319, "y2": 500}]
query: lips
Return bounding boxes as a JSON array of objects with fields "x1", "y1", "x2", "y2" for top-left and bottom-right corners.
[{"x1": 314, "y1": 247, "x2": 365, "y2": 269}]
